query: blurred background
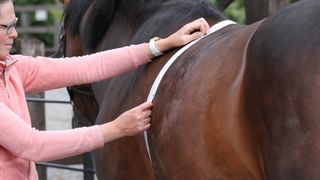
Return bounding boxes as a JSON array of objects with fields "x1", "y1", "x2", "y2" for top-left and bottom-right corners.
[{"x1": 13, "y1": 0, "x2": 63, "y2": 56}]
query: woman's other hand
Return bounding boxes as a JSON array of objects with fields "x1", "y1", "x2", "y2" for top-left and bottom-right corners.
[
  {"x1": 156, "y1": 18, "x2": 209, "y2": 52},
  {"x1": 99, "y1": 101, "x2": 152, "y2": 143}
]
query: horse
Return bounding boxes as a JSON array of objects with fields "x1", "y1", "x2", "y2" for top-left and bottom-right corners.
[{"x1": 62, "y1": 0, "x2": 320, "y2": 179}]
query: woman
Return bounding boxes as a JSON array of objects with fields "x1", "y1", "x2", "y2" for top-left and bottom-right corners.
[{"x1": 0, "y1": 0, "x2": 209, "y2": 179}]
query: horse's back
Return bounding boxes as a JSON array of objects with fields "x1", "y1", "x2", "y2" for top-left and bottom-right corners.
[{"x1": 245, "y1": 0, "x2": 320, "y2": 179}]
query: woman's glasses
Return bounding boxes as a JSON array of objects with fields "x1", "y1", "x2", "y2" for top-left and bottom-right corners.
[{"x1": 0, "y1": 18, "x2": 18, "y2": 35}]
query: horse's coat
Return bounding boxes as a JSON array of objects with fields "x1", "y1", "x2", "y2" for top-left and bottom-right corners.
[
  {"x1": 63, "y1": 0, "x2": 320, "y2": 179},
  {"x1": 144, "y1": 19, "x2": 236, "y2": 161}
]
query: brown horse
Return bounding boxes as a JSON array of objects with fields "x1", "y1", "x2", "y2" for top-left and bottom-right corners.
[{"x1": 62, "y1": 0, "x2": 320, "y2": 179}]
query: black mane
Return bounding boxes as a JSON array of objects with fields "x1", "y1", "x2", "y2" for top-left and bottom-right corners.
[
  {"x1": 64, "y1": 0, "x2": 226, "y2": 53},
  {"x1": 64, "y1": 0, "x2": 93, "y2": 36}
]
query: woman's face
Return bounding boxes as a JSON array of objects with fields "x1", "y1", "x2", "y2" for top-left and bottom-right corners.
[{"x1": 0, "y1": 1, "x2": 17, "y2": 60}]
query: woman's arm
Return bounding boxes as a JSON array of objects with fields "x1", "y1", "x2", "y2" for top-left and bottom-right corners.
[
  {"x1": 0, "y1": 103, "x2": 104, "y2": 162},
  {"x1": 16, "y1": 18, "x2": 208, "y2": 92},
  {"x1": 16, "y1": 44, "x2": 149, "y2": 92},
  {"x1": 0, "y1": 101, "x2": 151, "y2": 162}
]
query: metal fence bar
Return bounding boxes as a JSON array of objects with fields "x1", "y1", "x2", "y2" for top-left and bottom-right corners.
[
  {"x1": 36, "y1": 162, "x2": 95, "y2": 174},
  {"x1": 83, "y1": 153, "x2": 95, "y2": 180},
  {"x1": 27, "y1": 96, "x2": 95, "y2": 180},
  {"x1": 26, "y1": 97, "x2": 70, "y2": 104}
]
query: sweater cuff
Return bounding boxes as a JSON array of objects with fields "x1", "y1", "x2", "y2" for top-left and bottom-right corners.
[{"x1": 130, "y1": 44, "x2": 152, "y2": 65}]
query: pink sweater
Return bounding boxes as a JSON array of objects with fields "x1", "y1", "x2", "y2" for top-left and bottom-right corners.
[{"x1": 0, "y1": 44, "x2": 150, "y2": 180}]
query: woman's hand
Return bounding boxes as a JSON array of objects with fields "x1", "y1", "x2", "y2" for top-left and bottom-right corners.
[
  {"x1": 99, "y1": 101, "x2": 152, "y2": 143},
  {"x1": 156, "y1": 18, "x2": 209, "y2": 52}
]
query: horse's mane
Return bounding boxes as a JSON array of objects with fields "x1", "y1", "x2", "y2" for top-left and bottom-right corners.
[
  {"x1": 64, "y1": 0, "x2": 93, "y2": 37},
  {"x1": 64, "y1": 0, "x2": 226, "y2": 53},
  {"x1": 64, "y1": 0, "x2": 164, "y2": 38}
]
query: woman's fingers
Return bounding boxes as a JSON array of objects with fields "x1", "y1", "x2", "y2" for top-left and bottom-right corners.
[
  {"x1": 134, "y1": 102, "x2": 152, "y2": 120},
  {"x1": 185, "y1": 18, "x2": 209, "y2": 35},
  {"x1": 200, "y1": 18, "x2": 210, "y2": 33},
  {"x1": 142, "y1": 123, "x2": 151, "y2": 131},
  {"x1": 133, "y1": 102, "x2": 152, "y2": 130},
  {"x1": 175, "y1": 17, "x2": 209, "y2": 44},
  {"x1": 152, "y1": 17, "x2": 209, "y2": 52},
  {"x1": 188, "y1": 31, "x2": 205, "y2": 41},
  {"x1": 141, "y1": 110, "x2": 152, "y2": 119},
  {"x1": 135, "y1": 101, "x2": 153, "y2": 111}
]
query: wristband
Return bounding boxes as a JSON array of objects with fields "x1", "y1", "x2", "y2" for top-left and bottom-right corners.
[{"x1": 148, "y1": 37, "x2": 163, "y2": 57}]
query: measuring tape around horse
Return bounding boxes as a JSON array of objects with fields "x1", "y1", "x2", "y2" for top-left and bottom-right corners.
[{"x1": 144, "y1": 20, "x2": 237, "y2": 162}]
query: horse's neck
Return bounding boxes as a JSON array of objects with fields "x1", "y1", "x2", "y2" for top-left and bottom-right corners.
[
  {"x1": 95, "y1": 1, "x2": 160, "y2": 49},
  {"x1": 95, "y1": 0, "x2": 227, "y2": 51},
  {"x1": 118, "y1": 1, "x2": 225, "y2": 39}
]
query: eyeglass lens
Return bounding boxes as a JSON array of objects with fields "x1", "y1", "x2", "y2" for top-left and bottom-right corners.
[{"x1": 0, "y1": 18, "x2": 18, "y2": 34}]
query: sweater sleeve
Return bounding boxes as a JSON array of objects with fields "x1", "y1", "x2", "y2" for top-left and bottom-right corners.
[
  {"x1": 0, "y1": 103, "x2": 104, "y2": 162},
  {"x1": 14, "y1": 44, "x2": 150, "y2": 92}
]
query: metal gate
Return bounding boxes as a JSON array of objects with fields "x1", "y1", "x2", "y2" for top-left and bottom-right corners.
[{"x1": 27, "y1": 95, "x2": 96, "y2": 180}]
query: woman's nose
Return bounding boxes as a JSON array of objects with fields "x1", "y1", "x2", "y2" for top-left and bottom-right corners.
[{"x1": 9, "y1": 27, "x2": 18, "y2": 39}]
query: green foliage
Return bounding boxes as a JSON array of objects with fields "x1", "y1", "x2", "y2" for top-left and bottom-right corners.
[
  {"x1": 224, "y1": 0, "x2": 245, "y2": 24},
  {"x1": 208, "y1": 0, "x2": 245, "y2": 24},
  {"x1": 13, "y1": 0, "x2": 62, "y2": 49},
  {"x1": 208, "y1": 0, "x2": 219, "y2": 4}
]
